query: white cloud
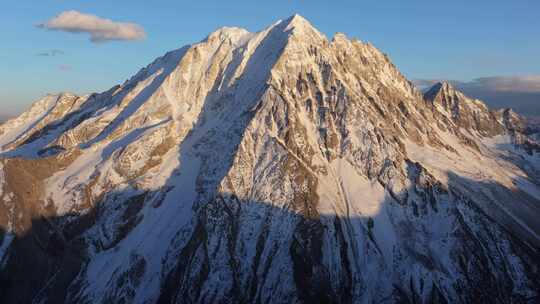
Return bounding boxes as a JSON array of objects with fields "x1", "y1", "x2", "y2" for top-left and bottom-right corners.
[
  {"x1": 37, "y1": 10, "x2": 146, "y2": 43},
  {"x1": 464, "y1": 76, "x2": 540, "y2": 93},
  {"x1": 58, "y1": 64, "x2": 72, "y2": 71},
  {"x1": 36, "y1": 49, "x2": 64, "y2": 56}
]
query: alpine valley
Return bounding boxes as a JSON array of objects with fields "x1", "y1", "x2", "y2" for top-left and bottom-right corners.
[{"x1": 0, "y1": 15, "x2": 539, "y2": 303}]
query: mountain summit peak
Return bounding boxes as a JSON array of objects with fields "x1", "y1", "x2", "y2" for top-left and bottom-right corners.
[
  {"x1": 438, "y1": 80, "x2": 457, "y2": 92},
  {"x1": 205, "y1": 26, "x2": 251, "y2": 44},
  {"x1": 280, "y1": 13, "x2": 323, "y2": 37},
  {"x1": 434, "y1": 80, "x2": 454, "y2": 90},
  {"x1": 284, "y1": 13, "x2": 309, "y2": 25},
  {"x1": 424, "y1": 80, "x2": 457, "y2": 101}
]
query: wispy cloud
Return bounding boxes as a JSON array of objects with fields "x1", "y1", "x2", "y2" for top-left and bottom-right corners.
[
  {"x1": 58, "y1": 64, "x2": 72, "y2": 71},
  {"x1": 463, "y1": 76, "x2": 540, "y2": 93},
  {"x1": 36, "y1": 49, "x2": 64, "y2": 57},
  {"x1": 412, "y1": 79, "x2": 443, "y2": 90},
  {"x1": 37, "y1": 10, "x2": 146, "y2": 43}
]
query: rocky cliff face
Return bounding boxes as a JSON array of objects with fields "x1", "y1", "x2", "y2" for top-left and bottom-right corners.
[{"x1": 0, "y1": 15, "x2": 539, "y2": 303}]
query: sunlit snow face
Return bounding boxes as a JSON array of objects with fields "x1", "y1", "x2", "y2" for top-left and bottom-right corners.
[{"x1": 314, "y1": 159, "x2": 387, "y2": 217}]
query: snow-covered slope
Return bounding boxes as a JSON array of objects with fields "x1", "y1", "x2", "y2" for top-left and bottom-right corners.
[{"x1": 0, "y1": 15, "x2": 539, "y2": 303}]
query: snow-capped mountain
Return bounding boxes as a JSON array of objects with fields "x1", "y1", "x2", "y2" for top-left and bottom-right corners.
[{"x1": 0, "y1": 15, "x2": 539, "y2": 303}]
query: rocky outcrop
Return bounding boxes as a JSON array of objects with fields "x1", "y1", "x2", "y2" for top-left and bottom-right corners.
[{"x1": 424, "y1": 81, "x2": 505, "y2": 137}]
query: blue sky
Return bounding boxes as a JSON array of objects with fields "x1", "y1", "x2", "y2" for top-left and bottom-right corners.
[{"x1": 1, "y1": 0, "x2": 539, "y2": 116}]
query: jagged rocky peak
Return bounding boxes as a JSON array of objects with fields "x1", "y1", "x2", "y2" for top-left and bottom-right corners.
[
  {"x1": 424, "y1": 80, "x2": 450, "y2": 99},
  {"x1": 283, "y1": 14, "x2": 327, "y2": 41},
  {"x1": 204, "y1": 26, "x2": 251, "y2": 44},
  {"x1": 1, "y1": 15, "x2": 540, "y2": 304},
  {"x1": 424, "y1": 81, "x2": 471, "y2": 106},
  {"x1": 424, "y1": 81, "x2": 505, "y2": 136},
  {"x1": 424, "y1": 80, "x2": 490, "y2": 112},
  {"x1": 496, "y1": 107, "x2": 527, "y2": 132},
  {"x1": 202, "y1": 14, "x2": 322, "y2": 47},
  {"x1": 283, "y1": 13, "x2": 317, "y2": 31}
]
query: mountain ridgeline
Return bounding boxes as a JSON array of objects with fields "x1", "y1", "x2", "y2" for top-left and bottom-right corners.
[{"x1": 0, "y1": 15, "x2": 539, "y2": 303}]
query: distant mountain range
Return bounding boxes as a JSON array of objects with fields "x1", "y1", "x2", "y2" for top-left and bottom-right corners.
[
  {"x1": 461, "y1": 90, "x2": 540, "y2": 117},
  {"x1": 0, "y1": 114, "x2": 11, "y2": 123},
  {"x1": 1, "y1": 14, "x2": 539, "y2": 303},
  {"x1": 415, "y1": 79, "x2": 540, "y2": 117}
]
